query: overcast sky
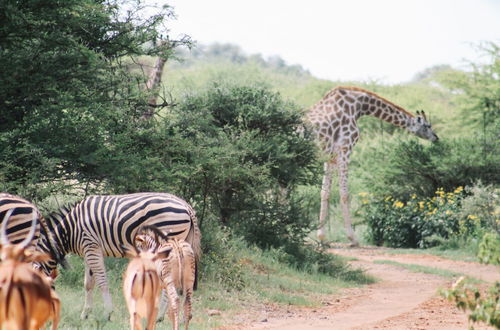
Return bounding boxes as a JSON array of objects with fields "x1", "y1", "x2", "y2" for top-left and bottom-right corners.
[{"x1": 163, "y1": 0, "x2": 499, "y2": 84}]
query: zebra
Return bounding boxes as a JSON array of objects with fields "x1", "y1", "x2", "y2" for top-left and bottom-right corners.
[
  {"x1": 135, "y1": 225, "x2": 196, "y2": 329},
  {"x1": 0, "y1": 193, "x2": 63, "y2": 265},
  {"x1": 35, "y1": 192, "x2": 202, "y2": 320}
]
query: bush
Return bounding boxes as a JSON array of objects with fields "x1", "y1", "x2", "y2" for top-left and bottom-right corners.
[
  {"x1": 361, "y1": 186, "x2": 493, "y2": 248},
  {"x1": 360, "y1": 138, "x2": 499, "y2": 201},
  {"x1": 478, "y1": 233, "x2": 500, "y2": 265},
  {"x1": 200, "y1": 218, "x2": 246, "y2": 291}
]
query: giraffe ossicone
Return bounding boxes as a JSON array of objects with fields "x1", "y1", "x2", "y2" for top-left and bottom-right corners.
[{"x1": 307, "y1": 86, "x2": 439, "y2": 246}]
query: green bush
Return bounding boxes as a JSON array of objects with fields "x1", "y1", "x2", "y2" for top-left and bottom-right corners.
[
  {"x1": 200, "y1": 218, "x2": 246, "y2": 291},
  {"x1": 478, "y1": 233, "x2": 500, "y2": 265},
  {"x1": 359, "y1": 138, "x2": 499, "y2": 201},
  {"x1": 442, "y1": 279, "x2": 500, "y2": 329},
  {"x1": 361, "y1": 186, "x2": 491, "y2": 248}
]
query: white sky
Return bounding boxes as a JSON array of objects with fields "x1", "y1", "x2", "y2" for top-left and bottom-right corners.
[{"x1": 162, "y1": 0, "x2": 499, "y2": 84}]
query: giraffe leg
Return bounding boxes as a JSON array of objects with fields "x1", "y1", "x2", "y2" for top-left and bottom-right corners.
[
  {"x1": 318, "y1": 160, "x2": 334, "y2": 242},
  {"x1": 337, "y1": 156, "x2": 359, "y2": 247}
]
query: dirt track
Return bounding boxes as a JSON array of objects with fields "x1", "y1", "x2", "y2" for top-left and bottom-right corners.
[{"x1": 222, "y1": 245, "x2": 499, "y2": 330}]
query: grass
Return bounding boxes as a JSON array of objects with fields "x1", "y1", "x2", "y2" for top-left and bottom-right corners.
[
  {"x1": 372, "y1": 259, "x2": 483, "y2": 284},
  {"x1": 379, "y1": 247, "x2": 480, "y2": 263},
  {"x1": 52, "y1": 243, "x2": 372, "y2": 329}
]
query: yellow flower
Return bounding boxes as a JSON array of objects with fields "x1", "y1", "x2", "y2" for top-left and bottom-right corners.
[
  {"x1": 393, "y1": 201, "x2": 404, "y2": 208},
  {"x1": 454, "y1": 186, "x2": 463, "y2": 194},
  {"x1": 411, "y1": 194, "x2": 417, "y2": 199},
  {"x1": 358, "y1": 192, "x2": 369, "y2": 197},
  {"x1": 445, "y1": 210, "x2": 452, "y2": 215},
  {"x1": 467, "y1": 215, "x2": 478, "y2": 220},
  {"x1": 418, "y1": 201, "x2": 425, "y2": 209}
]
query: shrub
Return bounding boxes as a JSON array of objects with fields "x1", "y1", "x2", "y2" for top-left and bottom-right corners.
[
  {"x1": 442, "y1": 279, "x2": 500, "y2": 329},
  {"x1": 360, "y1": 138, "x2": 499, "y2": 201},
  {"x1": 478, "y1": 233, "x2": 500, "y2": 266},
  {"x1": 361, "y1": 186, "x2": 490, "y2": 248},
  {"x1": 200, "y1": 218, "x2": 246, "y2": 291}
]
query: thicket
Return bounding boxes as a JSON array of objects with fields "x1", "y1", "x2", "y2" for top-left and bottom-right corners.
[{"x1": 359, "y1": 43, "x2": 499, "y2": 249}]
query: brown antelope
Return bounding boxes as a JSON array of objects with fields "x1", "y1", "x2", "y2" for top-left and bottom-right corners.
[
  {"x1": 0, "y1": 209, "x2": 61, "y2": 330},
  {"x1": 135, "y1": 226, "x2": 196, "y2": 330},
  {"x1": 123, "y1": 236, "x2": 172, "y2": 330}
]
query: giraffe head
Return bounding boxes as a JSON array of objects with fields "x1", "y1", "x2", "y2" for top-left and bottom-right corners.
[{"x1": 408, "y1": 110, "x2": 438, "y2": 142}]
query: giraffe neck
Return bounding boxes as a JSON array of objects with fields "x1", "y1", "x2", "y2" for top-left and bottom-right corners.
[
  {"x1": 146, "y1": 57, "x2": 167, "y2": 103},
  {"x1": 354, "y1": 89, "x2": 414, "y2": 129}
]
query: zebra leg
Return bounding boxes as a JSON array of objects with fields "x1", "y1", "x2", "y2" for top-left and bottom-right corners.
[
  {"x1": 81, "y1": 264, "x2": 95, "y2": 319},
  {"x1": 166, "y1": 282, "x2": 180, "y2": 330},
  {"x1": 184, "y1": 289, "x2": 193, "y2": 330},
  {"x1": 157, "y1": 289, "x2": 168, "y2": 322},
  {"x1": 82, "y1": 244, "x2": 113, "y2": 320}
]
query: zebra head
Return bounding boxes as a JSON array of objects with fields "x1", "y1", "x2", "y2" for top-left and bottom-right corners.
[{"x1": 33, "y1": 207, "x2": 71, "y2": 275}]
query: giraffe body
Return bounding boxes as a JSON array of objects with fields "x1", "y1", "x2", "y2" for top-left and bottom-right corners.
[{"x1": 307, "y1": 86, "x2": 438, "y2": 245}]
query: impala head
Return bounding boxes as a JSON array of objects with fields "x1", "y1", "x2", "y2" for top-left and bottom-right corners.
[{"x1": 408, "y1": 110, "x2": 439, "y2": 142}]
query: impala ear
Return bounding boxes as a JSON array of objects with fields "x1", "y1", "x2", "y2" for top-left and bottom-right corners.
[
  {"x1": 121, "y1": 244, "x2": 138, "y2": 258},
  {"x1": 154, "y1": 245, "x2": 173, "y2": 261},
  {"x1": 24, "y1": 249, "x2": 52, "y2": 263}
]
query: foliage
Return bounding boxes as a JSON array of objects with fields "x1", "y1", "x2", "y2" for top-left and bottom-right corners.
[
  {"x1": 360, "y1": 186, "x2": 495, "y2": 248},
  {"x1": 358, "y1": 138, "x2": 499, "y2": 201},
  {"x1": 442, "y1": 278, "x2": 500, "y2": 329},
  {"x1": 435, "y1": 42, "x2": 500, "y2": 131},
  {"x1": 232, "y1": 191, "x2": 315, "y2": 250},
  {"x1": 0, "y1": 0, "x2": 189, "y2": 201},
  {"x1": 478, "y1": 233, "x2": 500, "y2": 266},
  {"x1": 165, "y1": 84, "x2": 320, "y2": 225},
  {"x1": 200, "y1": 218, "x2": 246, "y2": 291}
]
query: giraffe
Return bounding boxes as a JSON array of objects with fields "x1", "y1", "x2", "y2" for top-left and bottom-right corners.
[
  {"x1": 306, "y1": 86, "x2": 439, "y2": 246},
  {"x1": 143, "y1": 40, "x2": 169, "y2": 119}
]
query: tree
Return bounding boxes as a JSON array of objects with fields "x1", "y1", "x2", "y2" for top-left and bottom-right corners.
[{"x1": 0, "y1": 0, "x2": 188, "y2": 200}]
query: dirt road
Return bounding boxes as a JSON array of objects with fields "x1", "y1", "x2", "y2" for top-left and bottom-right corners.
[{"x1": 223, "y1": 245, "x2": 499, "y2": 330}]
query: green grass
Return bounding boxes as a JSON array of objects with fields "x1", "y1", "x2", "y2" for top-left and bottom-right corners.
[
  {"x1": 52, "y1": 245, "x2": 371, "y2": 329},
  {"x1": 372, "y1": 259, "x2": 483, "y2": 284},
  {"x1": 379, "y1": 247, "x2": 479, "y2": 263}
]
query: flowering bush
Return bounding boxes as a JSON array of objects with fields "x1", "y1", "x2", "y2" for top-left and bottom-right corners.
[{"x1": 360, "y1": 186, "x2": 491, "y2": 248}]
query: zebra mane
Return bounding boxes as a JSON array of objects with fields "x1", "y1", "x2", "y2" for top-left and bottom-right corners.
[
  {"x1": 48, "y1": 203, "x2": 75, "y2": 223},
  {"x1": 135, "y1": 224, "x2": 169, "y2": 243}
]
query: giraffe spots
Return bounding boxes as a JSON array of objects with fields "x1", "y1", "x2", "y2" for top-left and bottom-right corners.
[
  {"x1": 338, "y1": 89, "x2": 347, "y2": 95},
  {"x1": 370, "y1": 98, "x2": 376, "y2": 104},
  {"x1": 376, "y1": 100, "x2": 381, "y2": 107},
  {"x1": 344, "y1": 95, "x2": 355, "y2": 103},
  {"x1": 362, "y1": 103, "x2": 369, "y2": 111},
  {"x1": 374, "y1": 108, "x2": 382, "y2": 117},
  {"x1": 341, "y1": 116, "x2": 349, "y2": 125},
  {"x1": 339, "y1": 99, "x2": 344, "y2": 107},
  {"x1": 334, "y1": 94, "x2": 342, "y2": 102},
  {"x1": 333, "y1": 128, "x2": 340, "y2": 141}
]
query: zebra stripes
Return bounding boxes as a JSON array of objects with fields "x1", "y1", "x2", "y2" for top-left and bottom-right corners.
[
  {"x1": 36, "y1": 192, "x2": 201, "y2": 320},
  {"x1": 0, "y1": 193, "x2": 52, "y2": 249}
]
